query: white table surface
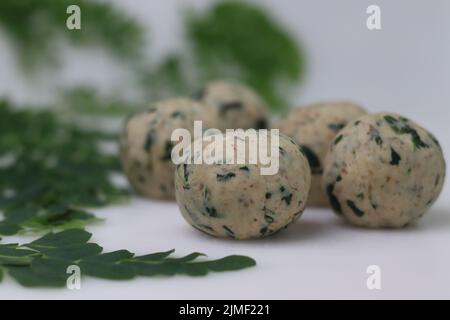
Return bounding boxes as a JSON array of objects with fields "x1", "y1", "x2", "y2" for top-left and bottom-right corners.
[
  {"x1": 1, "y1": 171, "x2": 449, "y2": 300},
  {"x1": 0, "y1": 0, "x2": 449, "y2": 299}
]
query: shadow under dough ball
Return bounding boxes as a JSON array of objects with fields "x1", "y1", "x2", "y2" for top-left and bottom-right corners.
[
  {"x1": 175, "y1": 132, "x2": 311, "y2": 239},
  {"x1": 274, "y1": 101, "x2": 367, "y2": 207},
  {"x1": 119, "y1": 98, "x2": 215, "y2": 200},
  {"x1": 322, "y1": 112, "x2": 446, "y2": 228}
]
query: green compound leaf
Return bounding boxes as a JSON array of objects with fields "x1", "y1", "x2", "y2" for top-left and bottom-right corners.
[
  {"x1": 0, "y1": 0, "x2": 144, "y2": 70},
  {"x1": 0, "y1": 101, "x2": 128, "y2": 236},
  {"x1": 0, "y1": 230, "x2": 256, "y2": 287},
  {"x1": 0, "y1": 223, "x2": 21, "y2": 236},
  {"x1": 186, "y1": 1, "x2": 304, "y2": 109},
  {"x1": 0, "y1": 245, "x2": 38, "y2": 266},
  {"x1": 134, "y1": 249, "x2": 176, "y2": 262},
  {"x1": 27, "y1": 229, "x2": 92, "y2": 249}
]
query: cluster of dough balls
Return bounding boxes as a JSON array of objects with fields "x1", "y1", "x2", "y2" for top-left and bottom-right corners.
[
  {"x1": 322, "y1": 112, "x2": 445, "y2": 228},
  {"x1": 120, "y1": 81, "x2": 446, "y2": 235},
  {"x1": 174, "y1": 132, "x2": 311, "y2": 239},
  {"x1": 119, "y1": 81, "x2": 270, "y2": 200},
  {"x1": 275, "y1": 102, "x2": 367, "y2": 206}
]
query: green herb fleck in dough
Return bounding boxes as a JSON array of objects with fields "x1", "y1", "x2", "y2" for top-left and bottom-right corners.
[
  {"x1": 183, "y1": 164, "x2": 190, "y2": 182},
  {"x1": 356, "y1": 193, "x2": 364, "y2": 200},
  {"x1": 369, "y1": 126, "x2": 383, "y2": 146},
  {"x1": 354, "y1": 120, "x2": 361, "y2": 126},
  {"x1": 182, "y1": 164, "x2": 190, "y2": 189},
  {"x1": 346, "y1": 200, "x2": 365, "y2": 217},
  {"x1": 191, "y1": 88, "x2": 206, "y2": 100},
  {"x1": 217, "y1": 172, "x2": 236, "y2": 182},
  {"x1": 239, "y1": 166, "x2": 249, "y2": 172},
  {"x1": 144, "y1": 129, "x2": 156, "y2": 151},
  {"x1": 255, "y1": 118, "x2": 268, "y2": 129},
  {"x1": 219, "y1": 101, "x2": 243, "y2": 115},
  {"x1": 384, "y1": 115, "x2": 398, "y2": 125},
  {"x1": 161, "y1": 140, "x2": 174, "y2": 161},
  {"x1": 260, "y1": 226, "x2": 268, "y2": 235},
  {"x1": 328, "y1": 122, "x2": 346, "y2": 132},
  {"x1": 334, "y1": 134, "x2": 343, "y2": 145},
  {"x1": 281, "y1": 193, "x2": 293, "y2": 206},
  {"x1": 171, "y1": 111, "x2": 185, "y2": 118},
  {"x1": 435, "y1": 175, "x2": 440, "y2": 187},
  {"x1": 265, "y1": 192, "x2": 272, "y2": 199},
  {"x1": 300, "y1": 145, "x2": 322, "y2": 174},
  {"x1": 198, "y1": 224, "x2": 214, "y2": 231},
  {"x1": 203, "y1": 187, "x2": 220, "y2": 218},
  {"x1": 205, "y1": 206, "x2": 218, "y2": 218},
  {"x1": 384, "y1": 115, "x2": 429, "y2": 149},
  {"x1": 390, "y1": 147, "x2": 401, "y2": 165},
  {"x1": 222, "y1": 225, "x2": 235, "y2": 238},
  {"x1": 263, "y1": 207, "x2": 276, "y2": 224},
  {"x1": 326, "y1": 183, "x2": 342, "y2": 214},
  {"x1": 428, "y1": 133, "x2": 441, "y2": 150}
]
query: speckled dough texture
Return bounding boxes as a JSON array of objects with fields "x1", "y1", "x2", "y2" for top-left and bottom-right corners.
[
  {"x1": 275, "y1": 101, "x2": 367, "y2": 207},
  {"x1": 192, "y1": 80, "x2": 270, "y2": 131},
  {"x1": 119, "y1": 98, "x2": 215, "y2": 200},
  {"x1": 323, "y1": 112, "x2": 446, "y2": 228},
  {"x1": 175, "y1": 133, "x2": 311, "y2": 239}
]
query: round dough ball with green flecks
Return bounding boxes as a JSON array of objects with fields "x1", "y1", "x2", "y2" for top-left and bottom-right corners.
[
  {"x1": 322, "y1": 112, "x2": 446, "y2": 228},
  {"x1": 274, "y1": 101, "x2": 367, "y2": 207},
  {"x1": 119, "y1": 98, "x2": 215, "y2": 200},
  {"x1": 191, "y1": 80, "x2": 270, "y2": 131},
  {"x1": 175, "y1": 132, "x2": 311, "y2": 239}
]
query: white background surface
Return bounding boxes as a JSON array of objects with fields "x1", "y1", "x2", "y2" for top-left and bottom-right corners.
[{"x1": 0, "y1": 0, "x2": 449, "y2": 299}]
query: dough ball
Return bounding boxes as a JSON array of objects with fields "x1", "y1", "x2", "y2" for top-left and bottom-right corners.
[
  {"x1": 274, "y1": 101, "x2": 367, "y2": 207},
  {"x1": 119, "y1": 98, "x2": 215, "y2": 200},
  {"x1": 175, "y1": 132, "x2": 311, "y2": 239},
  {"x1": 323, "y1": 112, "x2": 446, "y2": 228},
  {"x1": 192, "y1": 80, "x2": 270, "y2": 131}
]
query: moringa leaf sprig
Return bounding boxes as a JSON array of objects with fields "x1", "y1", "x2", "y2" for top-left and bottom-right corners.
[
  {"x1": 0, "y1": 0, "x2": 144, "y2": 69},
  {"x1": 0, "y1": 229, "x2": 256, "y2": 287},
  {"x1": 0, "y1": 100, "x2": 128, "y2": 236}
]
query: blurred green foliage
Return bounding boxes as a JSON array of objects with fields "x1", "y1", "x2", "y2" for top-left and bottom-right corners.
[
  {"x1": 0, "y1": 0, "x2": 304, "y2": 111},
  {"x1": 0, "y1": 0, "x2": 143, "y2": 69},
  {"x1": 186, "y1": 1, "x2": 304, "y2": 109},
  {"x1": 0, "y1": 100, "x2": 128, "y2": 235},
  {"x1": 59, "y1": 86, "x2": 142, "y2": 115}
]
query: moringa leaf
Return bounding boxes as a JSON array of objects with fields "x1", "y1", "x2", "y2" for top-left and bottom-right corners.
[
  {"x1": 0, "y1": 223, "x2": 21, "y2": 236},
  {"x1": 36, "y1": 243, "x2": 103, "y2": 261},
  {"x1": 7, "y1": 266, "x2": 67, "y2": 288},
  {"x1": 0, "y1": 245, "x2": 38, "y2": 266},
  {"x1": 203, "y1": 255, "x2": 256, "y2": 272},
  {"x1": 0, "y1": 0, "x2": 144, "y2": 70},
  {"x1": 0, "y1": 100, "x2": 128, "y2": 236},
  {"x1": 78, "y1": 260, "x2": 135, "y2": 280},
  {"x1": 27, "y1": 229, "x2": 92, "y2": 249},
  {"x1": 185, "y1": 1, "x2": 304, "y2": 109},
  {"x1": 0, "y1": 230, "x2": 257, "y2": 287},
  {"x1": 165, "y1": 252, "x2": 206, "y2": 263},
  {"x1": 134, "y1": 249, "x2": 175, "y2": 262}
]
